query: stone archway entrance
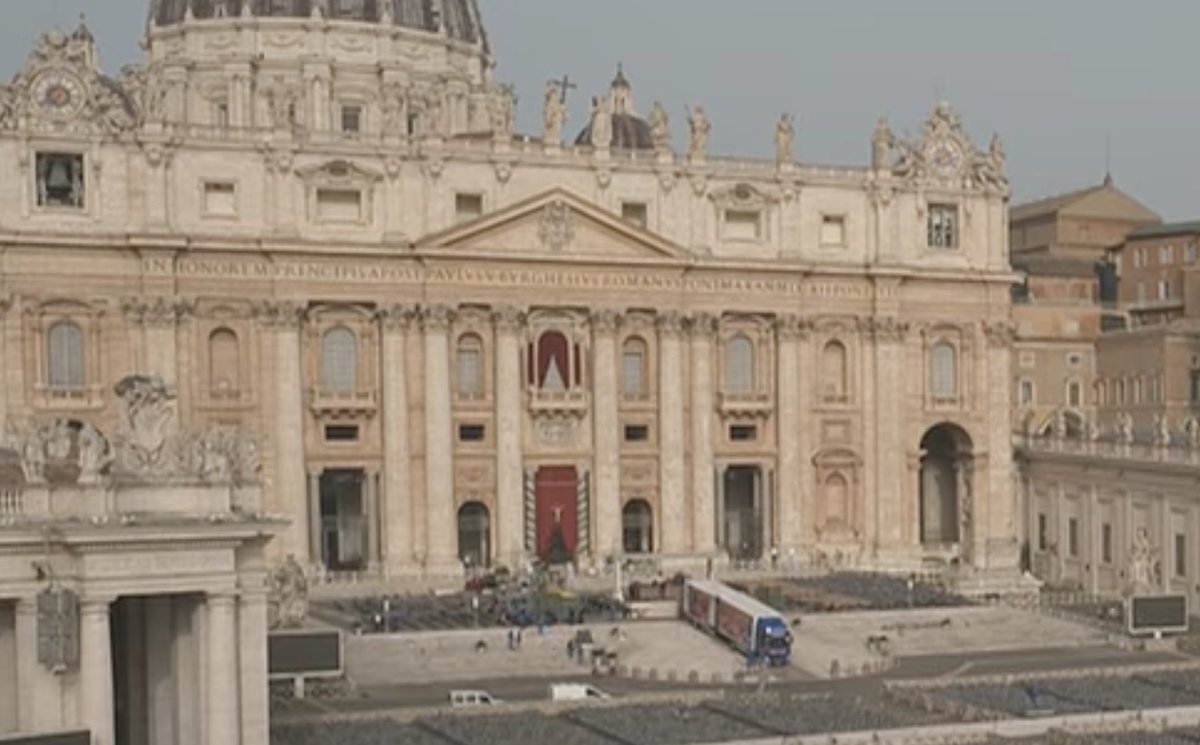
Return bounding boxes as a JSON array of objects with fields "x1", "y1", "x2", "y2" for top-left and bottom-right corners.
[
  {"x1": 457, "y1": 502, "x2": 490, "y2": 569},
  {"x1": 919, "y1": 424, "x2": 973, "y2": 549},
  {"x1": 622, "y1": 499, "x2": 653, "y2": 554}
]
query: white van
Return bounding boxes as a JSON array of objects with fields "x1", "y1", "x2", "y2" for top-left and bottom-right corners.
[
  {"x1": 448, "y1": 690, "x2": 502, "y2": 708},
  {"x1": 548, "y1": 683, "x2": 611, "y2": 702}
]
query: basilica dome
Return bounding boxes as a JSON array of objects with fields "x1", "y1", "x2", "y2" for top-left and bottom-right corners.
[
  {"x1": 148, "y1": 0, "x2": 488, "y2": 48},
  {"x1": 574, "y1": 66, "x2": 655, "y2": 151}
]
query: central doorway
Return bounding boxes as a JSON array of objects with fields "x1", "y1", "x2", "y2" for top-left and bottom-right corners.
[
  {"x1": 319, "y1": 469, "x2": 366, "y2": 571},
  {"x1": 722, "y1": 466, "x2": 763, "y2": 561},
  {"x1": 534, "y1": 466, "x2": 578, "y2": 563}
]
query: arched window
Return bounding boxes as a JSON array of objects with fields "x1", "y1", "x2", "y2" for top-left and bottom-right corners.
[
  {"x1": 1133, "y1": 376, "x2": 1144, "y2": 404},
  {"x1": 456, "y1": 333, "x2": 484, "y2": 399},
  {"x1": 536, "y1": 331, "x2": 571, "y2": 392},
  {"x1": 930, "y1": 341, "x2": 957, "y2": 399},
  {"x1": 1116, "y1": 378, "x2": 1126, "y2": 405},
  {"x1": 622, "y1": 499, "x2": 654, "y2": 554},
  {"x1": 46, "y1": 321, "x2": 85, "y2": 390},
  {"x1": 1094, "y1": 380, "x2": 1106, "y2": 407},
  {"x1": 208, "y1": 327, "x2": 240, "y2": 397},
  {"x1": 321, "y1": 326, "x2": 358, "y2": 393},
  {"x1": 821, "y1": 340, "x2": 848, "y2": 402},
  {"x1": 622, "y1": 337, "x2": 648, "y2": 398},
  {"x1": 724, "y1": 334, "x2": 754, "y2": 394}
]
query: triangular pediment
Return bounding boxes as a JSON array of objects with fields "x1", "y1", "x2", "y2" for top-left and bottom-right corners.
[{"x1": 416, "y1": 188, "x2": 687, "y2": 261}]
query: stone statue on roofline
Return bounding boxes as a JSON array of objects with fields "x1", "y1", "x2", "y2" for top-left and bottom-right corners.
[
  {"x1": 589, "y1": 94, "x2": 612, "y2": 149},
  {"x1": 542, "y1": 80, "x2": 566, "y2": 145},
  {"x1": 649, "y1": 100, "x2": 671, "y2": 152},
  {"x1": 686, "y1": 104, "x2": 710, "y2": 162},
  {"x1": 871, "y1": 117, "x2": 893, "y2": 171},
  {"x1": 775, "y1": 113, "x2": 794, "y2": 165}
]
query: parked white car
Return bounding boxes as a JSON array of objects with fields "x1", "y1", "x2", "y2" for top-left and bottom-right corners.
[
  {"x1": 448, "y1": 689, "x2": 503, "y2": 708},
  {"x1": 549, "y1": 683, "x2": 611, "y2": 702}
]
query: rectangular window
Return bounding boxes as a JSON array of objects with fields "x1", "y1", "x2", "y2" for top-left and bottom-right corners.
[
  {"x1": 36, "y1": 153, "x2": 85, "y2": 209},
  {"x1": 1161, "y1": 245, "x2": 1175, "y2": 265},
  {"x1": 341, "y1": 104, "x2": 362, "y2": 134},
  {"x1": 1038, "y1": 513, "x2": 1047, "y2": 551},
  {"x1": 724, "y1": 210, "x2": 762, "y2": 241},
  {"x1": 455, "y1": 193, "x2": 483, "y2": 223},
  {"x1": 1159, "y1": 280, "x2": 1171, "y2": 300},
  {"x1": 623, "y1": 425, "x2": 649, "y2": 443},
  {"x1": 1101, "y1": 523, "x2": 1113, "y2": 564},
  {"x1": 1186, "y1": 243, "x2": 1198, "y2": 265},
  {"x1": 1135, "y1": 248, "x2": 1147, "y2": 268},
  {"x1": 316, "y1": 188, "x2": 363, "y2": 222},
  {"x1": 1191, "y1": 370, "x2": 1200, "y2": 403},
  {"x1": 213, "y1": 102, "x2": 229, "y2": 129},
  {"x1": 458, "y1": 424, "x2": 486, "y2": 443},
  {"x1": 1019, "y1": 380, "x2": 1034, "y2": 406},
  {"x1": 324, "y1": 425, "x2": 359, "y2": 442},
  {"x1": 1068, "y1": 518, "x2": 1079, "y2": 558},
  {"x1": 203, "y1": 182, "x2": 237, "y2": 217},
  {"x1": 927, "y1": 204, "x2": 958, "y2": 248},
  {"x1": 621, "y1": 201, "x2": 649, "y2": 229},
  {"x1": 820, "y1": 215, "x2": 846, "y2": 247},
  {"x1": 730, "y1": 425, "x2": 758, "y2": 442},
  {"x1": 1176, "y1": 533, "x2": 1187, "y2": 578}
]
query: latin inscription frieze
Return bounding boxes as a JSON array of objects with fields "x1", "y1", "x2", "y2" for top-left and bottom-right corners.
[{"x1": 145, "y1": 257, "x2": 879, "y2": 300}]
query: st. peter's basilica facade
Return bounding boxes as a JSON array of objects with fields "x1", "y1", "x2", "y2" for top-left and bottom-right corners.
[{"x1": 0, "y1": 0, "x2": 1017, "y2": 582}]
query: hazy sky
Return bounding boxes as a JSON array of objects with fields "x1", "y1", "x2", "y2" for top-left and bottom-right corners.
[{"x1": 3, "y1": 0, "x2": 1198, "y2": 219}]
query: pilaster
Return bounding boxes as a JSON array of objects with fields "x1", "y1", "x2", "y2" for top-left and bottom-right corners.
[
  {"x1": 689, "y1": 313, "x2": 717, "y2": 554},
  {"x1": 494, "y1": 306, "x2": 526, "y2": 569},
  {"x1": 657, "y1": 312, "x2": 687, "y2": 553},
  {"x1": 258, "y1": 301, "x2": 308, "y2": 565},
  {"x1": 422, "y1": 304, "x2": 459, "y2": 575},
  {"x1": 591, "y1": 309, "x2": 621, "y2": 562},
  {"x1": 379, "y1": 305, "x2": 416, "y2": 576},
  {"x1": 775, "y1": 314, "x2": 806, "y2": 557}
]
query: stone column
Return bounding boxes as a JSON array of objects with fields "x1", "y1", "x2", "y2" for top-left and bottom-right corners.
[
  {"x1": 364, "y1": 470, "x2": 379, "y2": 570},
  {"x1": 206, "y1": 594, "x2": 239, "y2": 745},
  {"x1": 591, "y1": 310, "x2": 622, "y2": 562},
  {"x1": 307, "y1": 471, "x2": 322, "y2": 566},
  {"x1": 0, "y1": 299, "x2": 11, "y2": 433},
  {"x1": 422, "y1": 305, "x2": 458, "y2": 575},
  {"x1": 494, "y1": 307, "x2": 526, "y2": 569},
  {"x1": 690, "y1": 314, "x2": 717, "y2": 554},
  {"x1": 872, "y1": 317, "x2": 908, "y2": 557},
  {"x1": 80, "y1": 596, "x2": 115, "y2": 745},
  {"x1": 261, "y1": 302, "x2": 308, "y2": 565},
  {"x1": 983, "y1": 321, "x2": 1020, "y2": 571},
  {"x1": 237, "y1": 589, "x2": 269, "y2": 745},
  {"x1": 775, "y1": 315, "x2": 805, "y2": 557},
  {"x1": 379, "y1": 305, "x2": 415, "y2": 576},
  {"x1": 658, "y1": 312, "x2": 687, "y2": 553},
  {"x1": 14, "y1": 598, "x2": 39, "y2": 732}
]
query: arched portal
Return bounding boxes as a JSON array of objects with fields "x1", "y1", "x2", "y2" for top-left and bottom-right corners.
[
  {"x1": 457, "y1": 502, "x2": 490, "y2": 568},
  {"x1": 622, "y1": 499, "x2": 653, "y2": 554},
  {"x1": 919, "y1": 424, "x2": 973, "y2": 548}
]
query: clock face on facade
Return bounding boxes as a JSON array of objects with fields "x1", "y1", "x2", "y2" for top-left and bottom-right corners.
[
  {"x1": 31, "y1": 72, "x2": 86, "y2": 118},
  {"x1": 924, "y1": 139, "x2": 963, "y2": 178}
]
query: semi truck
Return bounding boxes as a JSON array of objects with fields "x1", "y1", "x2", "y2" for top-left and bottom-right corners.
[{"x1": 682, "y1": 579, "x2": 792, "y2": 666}]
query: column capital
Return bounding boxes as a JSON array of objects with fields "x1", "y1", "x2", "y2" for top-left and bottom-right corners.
[
  {"x1": 492, "y1": 305, "x2": 526, "y2": 332},
  {"x1": 860, "y1": 315, "x2": 909, "y2": 344},
  {"x1": 656, "y1": 311, "x2": 686, "y2": 336},
  {"x1": 688, "y1": 312, "x2": 718, "y2": 336},
  {"x1": 81, "y1": 595, "x2": 116, "y2": 613},
  {"x1": 421, "y1": 304, "x2": 455, "y2": 331},
  {"x1": 590, "y1": 309, "x2": 622, "y2": 334},
  {"x1": 376, "y1": 304, "x2": 418, "y2": 331},
  {"x1": 121, "y1": 296, "x2": 194, "y2": 327},
  {"x1": 982, "y1": 320, "x2": 1015, "y2": 348},
  {"x1": 775, "y1": 313, "x2": 811, "y2": 341},
  {"x1": 255, "y1": 300, "x2": 306, "y2": 330}
]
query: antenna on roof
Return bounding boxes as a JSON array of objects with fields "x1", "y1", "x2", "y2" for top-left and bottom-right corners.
[{"x1": 1104, "y1": 132, "x2": 1113, "y2": 187}]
